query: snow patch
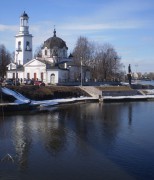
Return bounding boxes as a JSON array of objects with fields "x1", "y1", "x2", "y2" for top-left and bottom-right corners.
[{"x1": 1, "y1": 87, "x2": 30, "y2": 104}]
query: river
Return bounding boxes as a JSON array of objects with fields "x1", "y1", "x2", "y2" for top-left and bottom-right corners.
[
  {"x1": 0, "y1": 101, "x2": 154, "y2": 180},
  {"x1": 134, "y1": 80, "x2": 154, "y2": 86}
]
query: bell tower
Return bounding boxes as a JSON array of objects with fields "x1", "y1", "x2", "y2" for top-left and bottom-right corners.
[{"x1": 15, "y1": 11, "x2": 33, "y2": 65}]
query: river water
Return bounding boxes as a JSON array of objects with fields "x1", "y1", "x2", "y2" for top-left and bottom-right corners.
[
  {"x1": 0, "y1": 101, "x2": 154, "y2": 180},
  {"x1": 134, "y1": 80, "x2": 154, "y2": 86}
]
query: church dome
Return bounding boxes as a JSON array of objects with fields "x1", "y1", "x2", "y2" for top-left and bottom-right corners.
[
  {"x1": 43, "y1": 29, "x2": 68, "y2": 49},
  {"x1": 21, "y1": 11, "x2": 28, "y2": 17}
]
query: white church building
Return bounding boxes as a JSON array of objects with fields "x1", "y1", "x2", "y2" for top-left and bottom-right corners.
[{"x1": 6, "y1": 11, "x2": 89, "y2": 84}]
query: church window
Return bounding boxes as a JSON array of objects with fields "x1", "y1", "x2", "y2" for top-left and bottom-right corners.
[
  {"x1": 34, "y1": 73, "x2": 37, "y2": 80},
  {"x1": 26, "y1": 41, "x2": 30, "y2": 50},
  {"x1": 41, "y1": 72, "x2": 44, "y2": 81},
  {"x1": 23, "y1": 18, "x2": 27, "y2": 26},
  {"x1": 45, "y1": 50, "x2": 47, "y2": 56},
  {"x1": 50, "y1": 73, "x2": 55, "y2": 84},
  {"x1": 13, "y1": 73, "x2": 15, "y2": 79},
  {"x1": 53, "y1": 49, "x2": 58, "y2": 56},
  {"x1": 18, "y1": 41, "x2": 21, "y2": 50},
  {"x1": 27, "y1": 73, "x2": 30, "y2": 79}
]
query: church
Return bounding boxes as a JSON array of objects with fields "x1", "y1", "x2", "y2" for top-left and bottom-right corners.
[{"x1": 6, "y1": 12, "x2": 89, "y2": 84}]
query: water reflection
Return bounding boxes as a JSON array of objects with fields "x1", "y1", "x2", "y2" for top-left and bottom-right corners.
[
  {"x1": 43, "y1": 112, "x2": 67, "y2": 155},
  {"x1": 1, "y1": 103, "x2": 134, "y2": 165},
  {"x1": 1, "y1": 102, "x2": 154, "y2": 179},
  {"x1": 128, "y1": 104, "x2": 132, "y2": 126},
  {"x1": 12, "y1": 116, "x2": 32, "y2": 169}
]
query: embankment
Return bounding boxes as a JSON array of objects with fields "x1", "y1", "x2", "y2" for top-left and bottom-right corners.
[{"x1": 8, "y1": 86, "x2": 90, "y2": 100}]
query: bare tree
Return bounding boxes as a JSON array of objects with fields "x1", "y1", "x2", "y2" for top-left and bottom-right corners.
[
  {"x1": 89, "y1": 43, "x2": 122, "y2": 81},
  {"x1": 72, "y1": 36, "x2": 94, "y2": 66},
  {"x1": 72, "y1": 36, "x2": 123, "y2": 82},
  {"x1": 34, "y1": 44, "x2": 43, "y2": 58},
  {"x1": 0, "y1": 44, "x2": 12, "y2": 78}
]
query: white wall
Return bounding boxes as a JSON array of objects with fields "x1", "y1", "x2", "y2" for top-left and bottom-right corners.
[
  {"x1": 15, "y1": 35, "x2": 32, "y2": 65},
  {"x1": 6, "y1": 71, "x2": 24, "y2": 80},
  {"x1": 46, "y1": 70, "x2": 59, "y2": 84}
]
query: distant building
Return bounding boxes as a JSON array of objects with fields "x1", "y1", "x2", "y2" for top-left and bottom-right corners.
[
  {"x1": 6, "y1": 12, "x2": 90, "y2": 84},
  {"x1": 132, "y1": 72, "x2": 138, "y2": 80}
]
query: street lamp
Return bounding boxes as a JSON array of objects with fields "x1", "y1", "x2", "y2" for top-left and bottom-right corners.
[
  {"x1": 68, "y1": 65, "x2": 71, "y2": 82},
  {"x1": 123, "y1": 65, "x2": 126, "y2": 82},
  {"x1": 114, "y1": 57, "x2": 117, "y2": 81},
  {"x1": 80, "y1": 57, "x2": 83, "y2": 86}
]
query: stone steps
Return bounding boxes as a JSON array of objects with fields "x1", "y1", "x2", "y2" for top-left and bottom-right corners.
[{"x1": 79, "y1": 86, "x2": 102, "y2": 99}]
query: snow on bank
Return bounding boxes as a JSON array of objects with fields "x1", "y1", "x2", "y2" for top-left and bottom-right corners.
[
  {"x1": 144, "y1": 89, "x2": 154, "y2": 95},
  {"x1": 103, "y1": 94, "x2": 154, "y2": 100},
  {"x1": 31, "y1": 97, "x2": 97, "y2": 107},
  {"x1": 2, "y1": 87, "x2": 154, "y2": 108},
  {"x1": 1, "y1": 87, "x2": 97, "y2": 107},
  {"x1": 1, "y1": 87, "x2": 30, "y2": 104}
]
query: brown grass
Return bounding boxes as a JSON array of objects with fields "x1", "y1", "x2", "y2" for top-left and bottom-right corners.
[
  {"x1": 6, "y1": 85, "x2": 133, "y2": 100},
  {"x1": 97, "y1": 86, "x2": 132, "y2": 91},
  {"x1": 8, "y1": 85, "x2": 88, "y2": 100}
]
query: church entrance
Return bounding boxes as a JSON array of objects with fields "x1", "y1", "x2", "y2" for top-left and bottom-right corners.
[{"x1": 50, "y1": 74, "x2": 55, "y2": 84}]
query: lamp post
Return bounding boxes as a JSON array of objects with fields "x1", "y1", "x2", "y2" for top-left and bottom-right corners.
[
  {"x1": 80, "y1": 57, "x2": 83, "y2": 86},
  {"x1": 0, "y1": 53, "x2": 3, "y2": 78},
  {"x1": 68, "y1": 65, "x2": 71, "y2": 82},
  {"x1": 123, "y1": 65, "x2": 126, "y2": 82},
  {"x1": 114, "y1": 57, "x2": 117, "y2": 81}
]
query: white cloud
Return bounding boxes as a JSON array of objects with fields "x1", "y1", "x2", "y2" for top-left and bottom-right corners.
[
  {"x1": 0, "y1": 24, "x2": 18, "y2": 32},
  {"x1": 59, "y1": 21, "x2": 142, "y2": 31}
]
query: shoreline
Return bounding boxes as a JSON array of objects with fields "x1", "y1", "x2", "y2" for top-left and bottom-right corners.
[{"x1": 1, "y1": 85, "x2": 154, "y2": 113}]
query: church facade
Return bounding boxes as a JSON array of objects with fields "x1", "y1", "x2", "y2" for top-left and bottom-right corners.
[{"x1": 6, "y1": 12, "x2": 89, "y2": 84}]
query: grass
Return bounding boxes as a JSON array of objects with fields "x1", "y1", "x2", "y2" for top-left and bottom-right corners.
[
  {"x1": 97, "y1": 86, "x2": 132, "y2": 91},
  {"x1": 8, "y1": 85, "x2": 89, "y2": 100}
]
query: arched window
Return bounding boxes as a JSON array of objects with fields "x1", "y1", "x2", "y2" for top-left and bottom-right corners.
[
  {"x1": 50, "y1": 73, "x2": 55, "y2": 84},
  {"x1": 13, "y1": 73, "x2": 15, "y2": 79},
  {"x1": 18, "y1": 41, "x2": 21, "y2": 50},
  {"x1": 26, "y1": 41, "x2": 30, "y2": 50},
  {"x1": 41, "y1": 72, "x2": 44, "y2": 81},
  {"x1": 45, "y1": 50, "x2": 47, "y2": 56},
  {"x1": 27, "y1": 73, "x2": 30, "y2": 79},
  {"x1": 34, "y1": 73, "x2": 37, "y2": 80}
]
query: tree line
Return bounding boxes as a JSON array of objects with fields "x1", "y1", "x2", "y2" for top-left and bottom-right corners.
[{"x1": 72, "y1": 36, "x2": 124, "y2": 82}]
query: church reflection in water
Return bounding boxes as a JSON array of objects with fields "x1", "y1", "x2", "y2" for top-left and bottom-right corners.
[
  {"x1": 12, "y1": 116, "x2": 32, "y2": 169},
  {"x1": 9, "y1": 102, "x2": 134, "y2": 169}
]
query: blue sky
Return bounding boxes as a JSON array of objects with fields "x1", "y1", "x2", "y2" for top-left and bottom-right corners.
[{"x1": 1, "y1": 0, "x2": 154, "y2": 73}]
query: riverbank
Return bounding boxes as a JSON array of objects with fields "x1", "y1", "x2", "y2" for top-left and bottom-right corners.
[
  {"x1": 1, "y1": 84, "x2": 154, "y2": 108},
  {"x1": 7, "y1": 86, "x2": 90, "y2": 100},
  {"x1": 6, "y1": 84, "x2": 138, "y2": 101},
  {"x1": 0, "y1": 86, "x2": 98, "y2": 113}
]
